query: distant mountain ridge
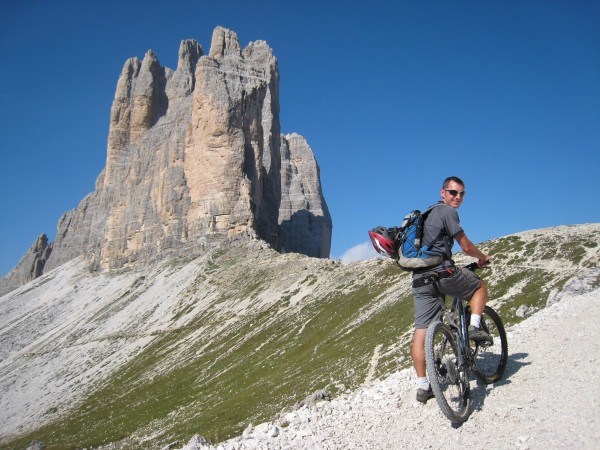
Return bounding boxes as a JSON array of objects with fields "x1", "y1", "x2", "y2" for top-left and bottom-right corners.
[
  {"x1": 0, "y1": 26, "x2": 331, "y2": 296},
  {"x1": 1, "y1": 223, "x2": 598, "y2": 448}
]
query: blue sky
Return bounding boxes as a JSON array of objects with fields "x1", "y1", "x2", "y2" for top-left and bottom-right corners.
[{"x1": 1, "y1": 0, "x2": 599, "y2": 275}]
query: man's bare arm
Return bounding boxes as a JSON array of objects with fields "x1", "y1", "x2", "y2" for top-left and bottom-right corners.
[{"x1": 454, "y1": 231, "x2": 490, "y2": 266}]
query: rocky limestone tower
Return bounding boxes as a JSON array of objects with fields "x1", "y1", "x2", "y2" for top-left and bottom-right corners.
[
  {"x1": 2, "y1": 27, "x2": 331, "y2": 288},
  {"x1": 279, "y1": 133, "x2": 331, "y2": 258},
  {"x1": 0, "y1": 234, "x2": 52, "y2": 295}
]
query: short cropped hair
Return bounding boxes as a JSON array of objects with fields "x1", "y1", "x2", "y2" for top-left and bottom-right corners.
[{"x1": 443, "y1": 176, "x2": 465, "y2": 188}]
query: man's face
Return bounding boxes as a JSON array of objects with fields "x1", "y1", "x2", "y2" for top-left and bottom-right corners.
[{"x1": 441, "y1": 181, "x2": 465, "y2": 208}]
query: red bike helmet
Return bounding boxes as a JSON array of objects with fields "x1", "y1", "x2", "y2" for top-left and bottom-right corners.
[{"x1": 368, "y1": 227, "x2": 397, "y2": 258}]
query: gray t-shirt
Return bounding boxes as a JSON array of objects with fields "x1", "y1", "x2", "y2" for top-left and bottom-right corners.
[{"x1": 422, "y1": 201, "x2": 463, "y2": 259}]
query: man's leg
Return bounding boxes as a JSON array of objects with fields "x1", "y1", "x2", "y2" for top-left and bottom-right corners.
[
  {"x1": 411, "y1": 283, "x2": 442, "y2": 403},
  {"x1": 468, "y1": 280, "x2": 488, "y2": 316},
  {"x1": 412, "y1": 327, "x2": 427, "y2": 378},
  {"x1": 438, "y1": 270, "x2": 490, "y2": 340},
  {"x1": 411, "y1": 327, "x2": 434, "y2": 403},
  {"x1": 468, "y1": 281, "x2": 492, "y2": 342}
]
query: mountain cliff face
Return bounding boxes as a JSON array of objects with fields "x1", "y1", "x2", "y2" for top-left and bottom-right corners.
[
  {"x1": 1, "y1": 224, "x2": 598, "y2": 448},
  {"x1": 0, "y1": 235, "x2": 52, "y2": 294},
  {"x1": 1, "y1": 27, "x2": 331, "y2": 293}
]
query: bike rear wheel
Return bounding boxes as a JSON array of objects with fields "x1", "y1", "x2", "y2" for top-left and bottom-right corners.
[
  {"x1": 425, "y1": 320, "x2": 471, "y2": 423},
  {"x1": 468, "y1": 305, "x2": 508, "y2": 384}
]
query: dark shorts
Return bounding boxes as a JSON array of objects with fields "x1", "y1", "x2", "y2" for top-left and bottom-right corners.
[{"x1": 412, "y1": 266, "x2": 482, "y2": 329}]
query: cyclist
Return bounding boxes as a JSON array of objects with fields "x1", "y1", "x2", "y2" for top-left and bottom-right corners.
[{"x1": 411, "y1": 176, "x2": 491, "y2": 404}]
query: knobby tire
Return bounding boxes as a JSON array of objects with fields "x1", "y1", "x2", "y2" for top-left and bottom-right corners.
[
  {"x1": 468, "y1": 305, "x2": 508, "y2": 383},
  {"x1": 425, "y1": 320, "x2": 471, "y2": 423}
]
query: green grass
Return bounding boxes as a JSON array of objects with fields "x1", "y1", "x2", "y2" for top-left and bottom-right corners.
[
  {"x1": 486, "y1": 268, "x2": 574, "y2": 327},
  {"x1": 7, "y1": 262, "x2": 414, "y2": 449},
  {"x1": 483, "y1": 235, "x2": 525, "y2": 262},
  {"x1": 6, "y1": 228, "x2": 598, "y2": 449}
]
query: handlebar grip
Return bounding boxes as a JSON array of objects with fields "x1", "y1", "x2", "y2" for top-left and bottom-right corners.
[
  {"x1": 464, "y1": 261, "x2": 491, "y2": 271},
  {"x1": 464, "y1": 262, "x2": 480, "y2": 271}
]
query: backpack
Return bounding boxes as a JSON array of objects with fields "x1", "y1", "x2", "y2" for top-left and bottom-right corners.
[
  {"x1": 368, "y1": 203, "x2": 448, "y2": 271},
  {"x1": 396, "y1": 203, "x2": 447, "y2": 271}
]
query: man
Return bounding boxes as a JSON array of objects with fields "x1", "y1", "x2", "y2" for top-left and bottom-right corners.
[{"x1": 411, "y1": 176, "x2": 491, "y2": 404}]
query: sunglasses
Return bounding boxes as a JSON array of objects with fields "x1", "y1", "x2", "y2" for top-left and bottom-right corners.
[{"x1": 444, "y1": 188, "x2": 466, "y2": 198}]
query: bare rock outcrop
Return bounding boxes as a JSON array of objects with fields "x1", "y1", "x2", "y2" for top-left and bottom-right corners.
[
  {"x1": 0, "y1": 234, "x2": 52, "y2": 295},
  {"x1": 279, "y1": 133, "x2": 331, "y2": 258},
  {"x1": 3, "y1": 27, "x2": 331, "y2": 289}
]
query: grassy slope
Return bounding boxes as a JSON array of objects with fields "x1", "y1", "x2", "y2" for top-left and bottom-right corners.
[{"x1": 6, "y1": 225, "x2": 600, "y2": 449}]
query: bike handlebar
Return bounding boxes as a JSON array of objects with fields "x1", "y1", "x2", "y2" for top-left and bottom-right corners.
[{"x1": 464, "y1": 261, "x2": 490, "y2": 271}]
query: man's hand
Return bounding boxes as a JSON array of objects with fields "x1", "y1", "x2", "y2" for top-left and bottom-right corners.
[{"x1": 477, "y1": 257, "x2": 492, "y2": 268}]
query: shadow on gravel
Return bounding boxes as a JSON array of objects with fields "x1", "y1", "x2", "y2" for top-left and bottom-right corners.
[
  {"x1": 499, "y1": 352, "x2": 530, "y2": 383},
  {"x1": 456, "y1": 352, "x2": 530, "y2": 428}
]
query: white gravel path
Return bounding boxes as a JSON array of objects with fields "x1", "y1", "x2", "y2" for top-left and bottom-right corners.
[{"x1": 181, "y1": 287, "x2": 600, "y2": 450}]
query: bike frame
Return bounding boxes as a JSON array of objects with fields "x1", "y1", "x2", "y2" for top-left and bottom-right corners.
[{"x1": 440, "y1": 296, "x2": 472, "y2": 373}]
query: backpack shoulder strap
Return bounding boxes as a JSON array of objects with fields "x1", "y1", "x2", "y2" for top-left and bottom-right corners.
[
  {"x1": 422, "y1": 201, "x2": 444, "y2": 216},
  {"x1": 413, "y1": 202, "x2": 443, "y2": 249}
]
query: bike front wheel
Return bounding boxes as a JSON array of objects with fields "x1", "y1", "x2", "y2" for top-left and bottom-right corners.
[
  {"x1": 425, "y1": 320, "x2": 471, "y2": 423},
  {"x1": 468, "y1": 305, "x2": 508, "y2": 384}
]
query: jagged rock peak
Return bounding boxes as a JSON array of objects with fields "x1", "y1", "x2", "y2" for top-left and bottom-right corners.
[
  {"x1": 122, "y1": 56, "x2": 142, "y2": 77},
  {"x1": 177, "y1": 39, "x2": 203, "y2": 73},
  {"x1": 208, "y1": 26, "x2": 242, "y2": 59},
  {"x1": 1, "y1": 26, "x2": 332, "y2": 293},
  {"x1": 280, "y1": 134, "x2": 332, "y2": 258},
  {"x1": 143, "y1": 49, "x2": 159, "y2": 63},
  {"x1": 0, "y1": 234, "x2": 52, "y2": 296}
]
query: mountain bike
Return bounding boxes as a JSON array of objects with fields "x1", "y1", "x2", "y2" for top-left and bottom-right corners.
[{"x1": 424, "y1": 263, "x2": 508, "y2": 424}]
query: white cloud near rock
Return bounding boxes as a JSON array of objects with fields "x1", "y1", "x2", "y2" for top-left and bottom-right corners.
[{"x1": 338, "y1": 241, "x2": 380, "y2": 264}]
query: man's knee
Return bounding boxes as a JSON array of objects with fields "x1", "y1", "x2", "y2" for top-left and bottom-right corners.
[
  {"x1": 413, "y1": 327, "x2": 427, "y2": 340},
  {"x1": 477, "y1": 280, "x2": 488, "y2": 299},
  {"x1": 412, "y1": 328, "x2": 426, "y2": 352}
]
